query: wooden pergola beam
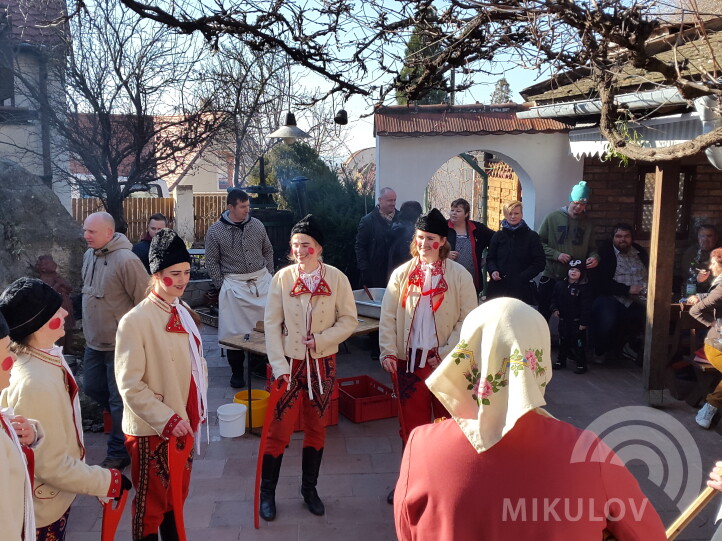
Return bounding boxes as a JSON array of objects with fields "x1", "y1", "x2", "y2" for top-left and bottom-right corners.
[{"x1": 644, "y1": 162, "x2": 680, "y2": 405}]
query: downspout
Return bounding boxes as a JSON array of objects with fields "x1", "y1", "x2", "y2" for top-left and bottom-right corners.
[
  {"x1": 16, "y1": 43, "x2": 52, "y2": 188},
  {"x1": 458, "y1": 152, "x2": 488, "y2": 223}
]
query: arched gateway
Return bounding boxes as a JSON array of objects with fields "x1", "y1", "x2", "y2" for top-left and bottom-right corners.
[{"x1": 373, "y1": 104, "x2": 582, "y2": 228}]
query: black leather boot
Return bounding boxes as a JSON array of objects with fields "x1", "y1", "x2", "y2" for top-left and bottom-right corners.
[
  {"x1": 158, "y1": 511, "x2": 179, "y2": 541},
  {"x1": 301, "y1": 447, "x2": 325, "y2": 516},
  {"x1": 227, "y1": 349, "x2": 246, "y2": 388},
  {"x1": 259, "y1": 454, "x2": 284, "y2": 521}
]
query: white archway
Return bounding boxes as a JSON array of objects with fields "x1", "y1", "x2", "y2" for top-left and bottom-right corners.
[{"x1": 375, "y1": 132, "x2": 582, "y2": 228}]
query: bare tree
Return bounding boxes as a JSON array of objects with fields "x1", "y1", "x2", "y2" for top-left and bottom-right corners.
[
  {"x1": 198, "y1": 41, "x2": 294, "y2": 188},
  {"x1": 17, "y1": 0, "x2": 222, "y2": 232},
  {"x1": 107, "y1": 0, "x2": 722, "y2": 164}
]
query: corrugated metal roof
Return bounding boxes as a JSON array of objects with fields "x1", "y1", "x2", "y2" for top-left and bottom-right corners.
[{"x1": 374, "y1": 104, "x2": 570, "y2": 137}]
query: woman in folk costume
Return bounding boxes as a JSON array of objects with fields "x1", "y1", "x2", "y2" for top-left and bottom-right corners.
[
  {"x1": 115, "y1": 228, "x2": 209, "y2": 541},
  {"x1": 0, "y1": 278, "x2": 130, "y2": 541},
  {"x1": 380, "y1": 208, "x2": 477, "y2": 503},
  {"x1": 261, "y1": 214, "x2": 357, "y2": 521},
  {"x1": 0, "y1": 310, "x2": 45, "y2": 541},
  {"x1": 395, "y1": 298, "x2": 666, "y2": 540}
]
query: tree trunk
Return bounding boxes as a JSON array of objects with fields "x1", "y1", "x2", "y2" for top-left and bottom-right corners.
[{"x1": 104, "y1": 196, "x2": 128, "y2": 234}]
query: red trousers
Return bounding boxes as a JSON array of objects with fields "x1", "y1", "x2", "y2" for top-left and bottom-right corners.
[
  {"x1": 125, "y1": 435, "x2": 193, "y2": 540},
  {"x1": 265, "y1": 355, "x2": 336, "y2": 457},
  {"x1": 395, "y1": 354, "x2": 449, "y2": 443}
]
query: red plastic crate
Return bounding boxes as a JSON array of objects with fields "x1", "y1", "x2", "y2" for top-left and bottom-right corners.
[{"x1": 337, "y1": 375, "x2": 398, "y2": 423}]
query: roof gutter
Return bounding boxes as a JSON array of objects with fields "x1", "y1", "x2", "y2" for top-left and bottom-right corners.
[{"x1": 517, "y1": 88, "x2": 687, "y2": 119}]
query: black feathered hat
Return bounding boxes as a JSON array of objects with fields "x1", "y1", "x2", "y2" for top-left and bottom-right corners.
[
  {"x1": 0, "y1": 278, "x2": 63, "y2": 342},
  {"x1": 416, "y1": 208, "x2": 449, "y2": 237},
  {"x1": 149, "y1": 228, "x2": 191, "y2": 274},
  {"x1": 290, "y1": 214, "x2": 324, "y2": 246}
]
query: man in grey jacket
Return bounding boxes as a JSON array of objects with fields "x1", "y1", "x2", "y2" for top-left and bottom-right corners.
[{"x1": 82, "y1": 212, "x2": 148, "y2": 470}]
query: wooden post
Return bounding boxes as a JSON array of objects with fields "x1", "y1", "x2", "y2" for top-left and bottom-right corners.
[{"x1": 644, "y1": 162, "x2": 680, "y2": 405}]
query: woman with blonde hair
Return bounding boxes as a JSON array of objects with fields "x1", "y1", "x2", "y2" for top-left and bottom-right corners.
[
  {"x1": 395, "y1": 298, "x2": 666, "y2": 540},
  {"x1": 486, "y1": 200, "x2": 545, "y2": 304},
  {"x1": 115, "y1": 228, "x2": 208, "y2": 541}
]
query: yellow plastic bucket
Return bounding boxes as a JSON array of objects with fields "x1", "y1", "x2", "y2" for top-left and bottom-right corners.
[{"x1": 234, "y1": 389, "x2": 270, "y2": 429}]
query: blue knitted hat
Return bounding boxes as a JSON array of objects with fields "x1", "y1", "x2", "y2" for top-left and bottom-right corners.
[{"x1": 569, "y1": 181, "x2": 590, "y2": 203}]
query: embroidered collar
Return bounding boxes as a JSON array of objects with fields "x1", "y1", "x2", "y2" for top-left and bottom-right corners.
[
  {"x1": 402, "y1": 259, "x2": 448, "y2": 311},
  {"x1": 149, "y1": 291, "x2": 173, "y2": 313},
  {"x1": 149, "y1": 292, "x2": 188, "y2": 334},
  {"x1": 290, "y1": 264, "x2": 332, "y2": 297},
  {"x1": 26, "y1": 346, "x2": 63, "y2": 367}
]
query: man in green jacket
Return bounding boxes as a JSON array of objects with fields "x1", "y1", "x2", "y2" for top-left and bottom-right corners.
[{"x1": 537, "y1": 181, "x2": 600, "y2": 321}]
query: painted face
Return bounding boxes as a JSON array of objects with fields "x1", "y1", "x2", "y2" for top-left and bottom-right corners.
[
  {"x1": 612, "y1": 229, "x2": 633, "y2": 252},
  {"x1": 34, "y1": 307, "x2": 69, "y2": 346},
  {"x1": 506, "y1": 205, "x2": 523, "y2": 226},
  {"x1": 228, "y1": 199, "x2": 251, "y2": 223},
  {"x1": 147, "y1": 219, "x2": 167, "y2": 239},
  {"x1": 0, "y1": 336, "x2": 13, "y2": 390},
  {"x1": 415, "y1": 230, "x2": 445, "y2": 262},
  {"x1": 567, "y1": 201, "x2": 587, "y2": 218},
  {"x1": 291, "y1": 234, "x2": 320, "y2": 265},
  {"x1": 449, "y1": 205, "x2": 469, "y2": 224},
  {"x1": 157, "y1": 263, "x2": 191, "y2": 300}
]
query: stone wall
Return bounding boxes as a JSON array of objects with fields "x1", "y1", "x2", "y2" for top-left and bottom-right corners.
[{"x1": 0, "y1": 160, "x2": 86, "y2": 289}]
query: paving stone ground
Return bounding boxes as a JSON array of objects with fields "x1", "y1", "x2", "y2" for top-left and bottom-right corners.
[{"x1": 66, "y1": 324, "x2": 722, "y2": 540}]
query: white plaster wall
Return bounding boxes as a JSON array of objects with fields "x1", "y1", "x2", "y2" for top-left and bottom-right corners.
[{"x1": 375, "y1": 133, "x2": 583, "y2": 229}]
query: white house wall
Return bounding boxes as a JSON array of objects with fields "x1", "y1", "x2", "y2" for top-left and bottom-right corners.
[{"x1": 375, "y1": 132, "x2": 582, "y2": 229}]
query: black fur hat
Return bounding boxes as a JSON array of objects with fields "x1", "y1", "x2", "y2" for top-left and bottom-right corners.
[
  {"x1": 0, "y1": 310, "x2": 8, "y2": 340},
  {"x1": 416, "y1": 208, "x2": 449, "y2": 237},
  {"x1": 291, "y1": 214, "x2": 324, "y2": 247},
  {"x1": 149, "y1": 228, "x2": 191, "y2": 274},
  {"x1": 0, "y1": 278, "x2": 63, "y2": 342}
]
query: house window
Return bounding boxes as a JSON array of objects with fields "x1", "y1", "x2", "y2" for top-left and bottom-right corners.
[{"x1": 634, "y1": 166, "x2": 694, "y2": 240}]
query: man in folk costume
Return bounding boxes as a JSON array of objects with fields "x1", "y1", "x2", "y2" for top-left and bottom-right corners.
[
  {"x1": 115, "y1": 229, "x2": 209, "y2": 541},
  {"x1": 205, "y1": 189, "x2": 274, "y2": 388},
  {"x1": 0, "y1": 310, "x2": 45, "y2": 541},
  {"x1": 261, "y1": 215, "x2": 357, "y2": 520},
  {"x1": 0, "y1": 278, "x2": 131, "y2": 541},
  {"x1": 395, "y1": 299, "x2": 665, "y2": 540},
  {"x1": 380, "y1": 208, "x2": 477, "y2": 503}
]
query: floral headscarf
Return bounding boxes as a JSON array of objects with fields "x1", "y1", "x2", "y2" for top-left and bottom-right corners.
[{"x1": 426, "y1": 297, "x2": 552, "y2": 453}]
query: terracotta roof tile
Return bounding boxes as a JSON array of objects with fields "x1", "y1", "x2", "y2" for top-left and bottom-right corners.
[{"x1": 374, "y1": 104, "x2": 570, "y2": 136}]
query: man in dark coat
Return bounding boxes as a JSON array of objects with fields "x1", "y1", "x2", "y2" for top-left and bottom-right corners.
[
  {"x1": 132, "y1": 213, "x2": 168, "y2": 273},
  {"x1": 355, "y1": 187, "x2": 398, "y2": 288},
  {"x1": 355, "y1": 187, "x2": 397, "y2": 360},
  {"x1": 590, "y1": 223, "x2": 649, "y2": 362}
]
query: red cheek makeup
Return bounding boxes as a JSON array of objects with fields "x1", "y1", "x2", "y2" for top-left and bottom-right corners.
[
  {"x1": 48, "y1": 318, "x2": 62, "y2": 330},
  {"x1": 163, "y1": 277, "x2": 174, "y2": 286},
  {"x1": 308, "y1": 247, "x2": 315, "y2": 255},
  {"x1": 1, "y1": 356, "x2": 13, "y2": 371}
]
